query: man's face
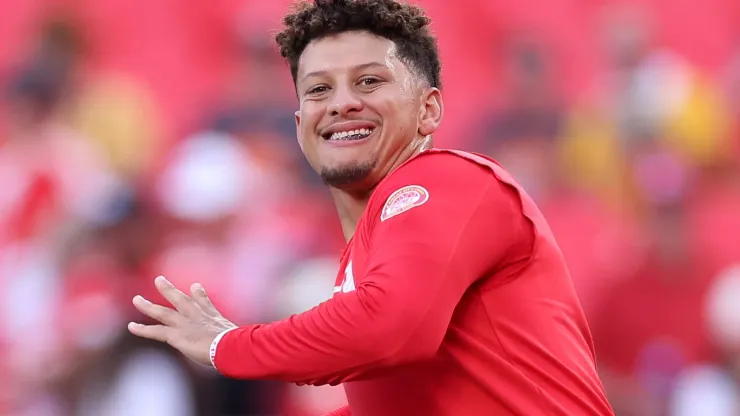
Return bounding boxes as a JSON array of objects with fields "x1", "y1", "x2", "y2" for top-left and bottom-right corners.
[{"x1": 294, "y1": 31, "x2": 440, "y2": 191}]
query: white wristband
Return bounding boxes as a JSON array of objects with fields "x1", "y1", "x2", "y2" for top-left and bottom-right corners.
[{"x1": 209, "y1": 327, "x2": 238, "y2": 370}]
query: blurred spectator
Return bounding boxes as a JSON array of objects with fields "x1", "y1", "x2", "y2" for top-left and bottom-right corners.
[
  {"x1": 472, "y1": 36, "x2": 564, "y2": 201},
  {"x1": 589, "y1": 146, "x2": 720, "y2": 415}
]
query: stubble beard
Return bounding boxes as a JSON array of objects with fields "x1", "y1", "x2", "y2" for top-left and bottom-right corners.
[{"x1": 319, "y1": 157, "x2": 378, "y2": 189}]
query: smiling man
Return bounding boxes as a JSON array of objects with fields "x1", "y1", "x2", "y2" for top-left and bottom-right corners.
[{"x1": 128, "y1": 1, "x2": 614, "y2": 415}]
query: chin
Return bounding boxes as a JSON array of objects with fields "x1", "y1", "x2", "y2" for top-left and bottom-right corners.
[{"x1": 319, "y1": 159, "x2": 377, "y2": 189}]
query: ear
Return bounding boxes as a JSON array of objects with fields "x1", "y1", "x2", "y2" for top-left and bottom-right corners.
[
  {"x1": 295, "y1": 110, "x2": 304, "y2": 151},
  {"x1": 418, "y1": 87, "x2": 444, "y2": 137}
]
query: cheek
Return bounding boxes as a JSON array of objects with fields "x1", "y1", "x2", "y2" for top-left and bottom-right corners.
[
  {"x1": 375, "y1": 97, "x2": 405, "y2": 128},
  {"x1": 385, "y1": 99, "x2": 418, "y2": 136},
  {"x1": 299, "y1": 108, "x2": 322, "y2": 140}
]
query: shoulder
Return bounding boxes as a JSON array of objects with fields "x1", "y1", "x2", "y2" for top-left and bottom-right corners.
[
  {"x1": 366, "y1": 150, "x2": 501, "y2": 223},
  {"x1": 394, "y1": 149, "x2": 494, "y2": 182},
  {"x1": 376, "y1": 150, "x2": 495, "y2": 198}
]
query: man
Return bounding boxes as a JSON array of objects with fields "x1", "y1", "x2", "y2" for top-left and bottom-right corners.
[{"x1": 128, "y1": 0, "x2": 614, "y2": 414}]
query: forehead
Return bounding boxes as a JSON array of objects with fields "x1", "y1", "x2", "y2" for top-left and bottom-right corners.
[{"x1": 297, "y1": 31, "x2": 402, "y2": 79}]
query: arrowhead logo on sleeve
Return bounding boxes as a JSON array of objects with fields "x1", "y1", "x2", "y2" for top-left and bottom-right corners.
[{"x1": 380, "y1": 185, "x2": 429, "y2": 222}]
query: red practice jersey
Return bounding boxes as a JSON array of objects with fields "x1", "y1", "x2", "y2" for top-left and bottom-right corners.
[{"x1": 214, "y1": 149, "x2": 614, "y2": 416}]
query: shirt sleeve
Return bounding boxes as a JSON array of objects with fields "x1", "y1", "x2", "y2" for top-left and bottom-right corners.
[{"x1": 212, "y1": 153, "x2": 534, "y2": 385}]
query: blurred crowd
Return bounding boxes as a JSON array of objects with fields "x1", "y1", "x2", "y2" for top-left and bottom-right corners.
[{"x1": 0, "y1": 0, "x2": 738, "y2": 415}]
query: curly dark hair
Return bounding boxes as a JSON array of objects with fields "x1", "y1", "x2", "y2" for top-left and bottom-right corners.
[{"x1": 276, "y1": 0, "x2": 442, "y2": 89}]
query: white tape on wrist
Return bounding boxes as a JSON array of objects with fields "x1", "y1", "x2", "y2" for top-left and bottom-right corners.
[{"x1": 209, "y1": 327, "x2": 238, "y2": 370}]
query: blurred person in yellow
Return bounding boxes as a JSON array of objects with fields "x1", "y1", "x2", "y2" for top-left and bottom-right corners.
[
  {"x1": 662, "y1": 74, "x2": 733, "y2": 168},
  {"x1": 71, "y1": 74, "x2": 164, "y2": 181}
]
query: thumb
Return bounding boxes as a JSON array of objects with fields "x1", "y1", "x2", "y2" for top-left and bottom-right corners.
[{"x1": 190, "y1": 283, "x2": 219, "y2": 316}]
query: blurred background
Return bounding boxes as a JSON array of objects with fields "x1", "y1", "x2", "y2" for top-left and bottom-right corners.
[{"x1": 0, "y1": 0, "x2": 738, "y2": 415}]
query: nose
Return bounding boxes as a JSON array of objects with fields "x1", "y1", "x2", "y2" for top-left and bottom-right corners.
[{"x1": 327, "y1": 85, "x2": 364, "y2": 117}]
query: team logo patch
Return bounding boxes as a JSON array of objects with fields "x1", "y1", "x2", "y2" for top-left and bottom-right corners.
[{"x1": 380, "y1": 185, "x2": 429, "y2": 222}]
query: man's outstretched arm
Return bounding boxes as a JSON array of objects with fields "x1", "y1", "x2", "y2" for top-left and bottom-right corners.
[{"x1": 128, "y1": 156, "x2": 529, "y2": 386}]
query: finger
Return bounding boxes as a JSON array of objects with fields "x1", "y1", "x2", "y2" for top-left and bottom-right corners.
[
  {"x1": 133, "y1": 295, "x2": 182, "y2": 326},
  {"x1": 154, "y1": 276, "x2": 198, "y2": 316},
  {"x1": 128, "y1": 322, "x2": 172, "y2": 343},
  {"x1": 190, "y1": 283, "x2": 219, "y2": 316}
]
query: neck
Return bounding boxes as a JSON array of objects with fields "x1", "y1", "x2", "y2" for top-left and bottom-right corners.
[
  {"x1": 331, "y1": 136, "x2": 434, "y2": 241},
  {"x1": 330, "y1": 188, "x2": 370, "y2": 241}
]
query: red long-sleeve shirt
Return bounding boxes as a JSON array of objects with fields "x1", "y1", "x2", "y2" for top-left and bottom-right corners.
[{"x1": 214, "y1": 149, "x2": 614, "y2": 415}]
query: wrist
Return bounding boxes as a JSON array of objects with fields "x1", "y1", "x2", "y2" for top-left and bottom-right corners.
[{"x1": 209, "y1": 327, "x2": 238, "y2": 371}]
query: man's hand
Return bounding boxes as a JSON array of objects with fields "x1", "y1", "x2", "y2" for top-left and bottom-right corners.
[{"x1": 128, "y1": 276, "x2": 237, "y2": 367}]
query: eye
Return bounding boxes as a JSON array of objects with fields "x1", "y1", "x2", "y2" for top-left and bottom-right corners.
[
  {"x1": 358, "y1": 77, "x2": 380, "y2": 86},
  {"x1": 307, "y1": 85, "x2": 329, "y2": 95}
]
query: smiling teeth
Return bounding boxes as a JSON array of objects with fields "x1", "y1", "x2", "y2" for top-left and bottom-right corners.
[{"x1": 329, "y1": 128, "x2": 373, "y2": 141}]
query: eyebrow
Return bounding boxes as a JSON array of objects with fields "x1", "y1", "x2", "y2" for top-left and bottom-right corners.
[{"x1": 300, "y1": 62, "x2": 388, "y2": 82}]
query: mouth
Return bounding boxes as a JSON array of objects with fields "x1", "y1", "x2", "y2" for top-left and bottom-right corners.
[{"x1": 322, "y1": 127, "x2": 375, "y2": 142}]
